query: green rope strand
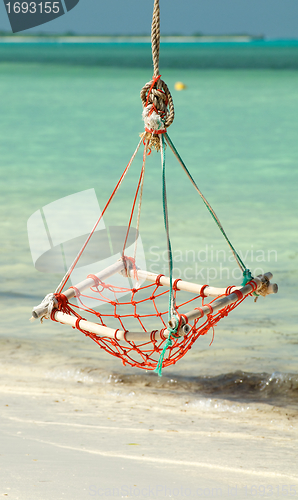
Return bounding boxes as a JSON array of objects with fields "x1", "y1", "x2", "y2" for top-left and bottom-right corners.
[
  {"x1": 241, "y1": 268, "x2": 259, "y2": 297},
  {"x1": 164, "y1": 133, "x2": 254, "y2": 287},
  {"x1": 241, "y1": 268, "x2": 253, "y2": 286},
  {"x1": 155, "y1": 316, "x2": 179, "y2": 377},
  {"x1": 160, "y1": 133, "x2": 175, "y2": 321},
  {"x1": 154, "y1": 133, "x2": 178, "y2": 377},
  {"x1": 164, "y1": 133, "x2": 247, "y2": 273},
  {"x1": 155, "y1": 337, "x2": 173, "y2": 376},
  {"x1": 155, "y1": 132, "x2": 254, "y2": 376}
]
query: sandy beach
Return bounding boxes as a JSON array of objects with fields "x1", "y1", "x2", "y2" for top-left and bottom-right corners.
[{"x1": 1, "y1": 364, "x2": 298, "y2": 500}]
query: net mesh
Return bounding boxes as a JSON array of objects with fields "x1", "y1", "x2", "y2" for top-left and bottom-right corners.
[
  {"x1": 46, "y1": 135, "x2": 259, "y2": 372},
  {"x1": 31, "y1": 0, "x2": 275, "y2": 374},
  {"x1": 51, "y1": 271, "x2": 254, "y2": 370}
]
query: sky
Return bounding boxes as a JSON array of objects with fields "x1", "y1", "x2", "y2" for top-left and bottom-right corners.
[{"x1": 1, "y1": 0, "x2": 298, "y2": 38}]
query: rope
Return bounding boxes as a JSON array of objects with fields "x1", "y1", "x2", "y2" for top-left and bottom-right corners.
[
  {"x1": 122, "y1": 148, "x2": 148, "y2": 259},
  {"x1": 241, "y1": 268, "x2": 253, "y2": 286},
  {"x1": 55, "y1": 137, "x2": 143, "y2": 294},
  {"x1": 133, "y1": 140, "x2": 148, "y2": 262},
  {"x1": 151, "y1": 0, "x2": 160, "y2": 79},
  {"x1": 140, "y1": 0, "x2": 174, "y2": 132},
  {"x1": 154, "y1": 133, "x2": 179, "y2": 376},
  {"x1": 154, "y1": 336, "x2": 172, "y2": 376},
  {"x1": 142, "y1": 2, "x2": 251, "y2": 284},
  {"x1": 164, "y1": 133, "x2": 250, "y2": 275},
  {"x1": 146, "y1": 0, "x2": 251, "y2": 375},
  {"x1": 160, "y1": 133, "x2": 176, "y2": 320}
]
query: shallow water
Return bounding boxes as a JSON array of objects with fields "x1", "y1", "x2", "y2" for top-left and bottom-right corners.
[{"x1": 0, "y1": 43, "x2": 297, "y2": 412}]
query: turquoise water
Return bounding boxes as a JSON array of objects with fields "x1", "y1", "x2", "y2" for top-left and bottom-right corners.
[
  {"x1": 1, "y1": 39, "x2": 298, "y2": 68},
  {"x1": 0, "y1": 43, "x2": 297, "y2": 409}
]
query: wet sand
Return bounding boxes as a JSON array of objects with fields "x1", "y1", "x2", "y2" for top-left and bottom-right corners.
[{"x1": 1, "y1": 374, "x2": 298, "y2": 500}]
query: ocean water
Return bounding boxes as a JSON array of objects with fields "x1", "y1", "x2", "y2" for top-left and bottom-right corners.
[
  {"x1": 0, "y1": 42, "x2": 297, "y2": 412},
  {"x1": 1, "y1": 39, "x2": 298, "y2": 69}
]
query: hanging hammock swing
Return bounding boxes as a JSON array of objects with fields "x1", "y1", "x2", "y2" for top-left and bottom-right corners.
[{"x1": 31, "y1": 0, "x2": 278, "y2": 375}]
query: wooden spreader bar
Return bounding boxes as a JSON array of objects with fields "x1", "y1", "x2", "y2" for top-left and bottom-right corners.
[
  {"x1": 127, "y1": 269, "x2": 277, "y2": 297},
  {"x1": 43, "y1": 262, "x2": 277, "y2": 342},
  {"x1": 62, "y1": 264, "x2": 277, "y2": 300},
  {"x1": 31, "y1": 260, "x2": 125, "y2": 320},
  {"x1": 166, "y1": 273, "x2": 277, "y2": 336},
  {"x1": 53, "y1": 311, "x2": 169, "y2": 342},
  {"x1": 63, "y1": 260, "x2": 125, "y2": 300}
]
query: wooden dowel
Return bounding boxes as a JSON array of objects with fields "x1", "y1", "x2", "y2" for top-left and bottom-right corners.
[
  {"x1": 53, "y1": 311, "x2": 169, "y2": 342},
  {"x1": 31, "y1": 260, "x2": 125, "y2": 320},
  {"x1": 54, "y1": 311, "x2": 125, "y2": 339},
  {"x1": 186, "y1": 283, "x2": 254, "y2": 322},
  {"x1": 167, "y1": 274, "x2": 278, "y2": 336},
  {"x1": 128, "y1": 268, "x2": 238, "y2": 297}
]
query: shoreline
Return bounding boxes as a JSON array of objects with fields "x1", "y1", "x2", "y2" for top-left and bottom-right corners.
[{"x1": 1, "y1": 35, "x2": 298, "y2": 44}]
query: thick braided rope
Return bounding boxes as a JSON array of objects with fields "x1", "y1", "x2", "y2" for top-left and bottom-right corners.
[
  {"x1": 140, "y1": 0, "x2": 174, "y2": 130},
  {"x1": 151, "y1": 0, "x2": 160, "y2": 79}
]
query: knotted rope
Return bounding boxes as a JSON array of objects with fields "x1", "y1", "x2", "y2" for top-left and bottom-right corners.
[{"x1": 141, "y1": 0, "x2": 174, "y2": 149}]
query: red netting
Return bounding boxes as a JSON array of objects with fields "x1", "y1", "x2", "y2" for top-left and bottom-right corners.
[
  {"x1": 45, "y1": 136, "x2": 259, "y2": 372},
  {"x1": 32, "y1": 11, "x2": 276, "y2": 373},
  {"x1": 51, "y1": 272, "x2": 257, "y2": 371}
]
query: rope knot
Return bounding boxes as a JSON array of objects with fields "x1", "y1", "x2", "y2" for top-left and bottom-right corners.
[
  {"x1": 139, "y1": 0, "x2": 174, "y2": 151},
  {"x1": 87, "y1": 274, "x2": 102, "y2": 288},
  {"x1": 122, "y1": 256, "x2": 138, "y2": 279},
  {"x1": 142, "y1": 104, "x2": 166, "y2": 135},
  {"x1": 54, "y1": 293, "x2": 69, "y2": 312},
  {"x1": 141, "y1": 76, "x2": 174, "y2": 128},
  {"x1": 241, "y1": 268, "x2": 253, "y2": 286},
  {"x1": 140, "y1": 75, "x2": 174, "y2": 151}
]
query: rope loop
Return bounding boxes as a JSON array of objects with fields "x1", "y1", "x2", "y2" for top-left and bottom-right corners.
[
  {"x1": 122, "y1": 256, "x2": 137, "y2": 279},
  {"x1": 172, "y1": 278, "x2": 181, "y2": 292},
  {"x1": 87, "y1": 274, "x2": 102, "y2": 288},
  {"x1": 69, "y1": 286, "x2": 80, "y2": 298},
  {"x1": 200, "y1": 284, "x2": 209, "y2": 298},
  {"x1": 141, "y1": 77, "x2": 174, "y2": 130},
  {"x1": 155, "y1": 274, "x2": 164, "y2": 286}
]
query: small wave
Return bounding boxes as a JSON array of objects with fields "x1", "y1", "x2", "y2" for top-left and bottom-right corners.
[
  {"x1": 44, "y1": 366, "x2": 298, "y2": 408},
  {"x1": 102, "y1": 370, "x2": 298, "y2": 407},
  {"x1": 188, "y1": 371, "x2": 298, "y2": 406},
  {"x1": 1, "y1": 338, "x2": 297, "y2": 409}
]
